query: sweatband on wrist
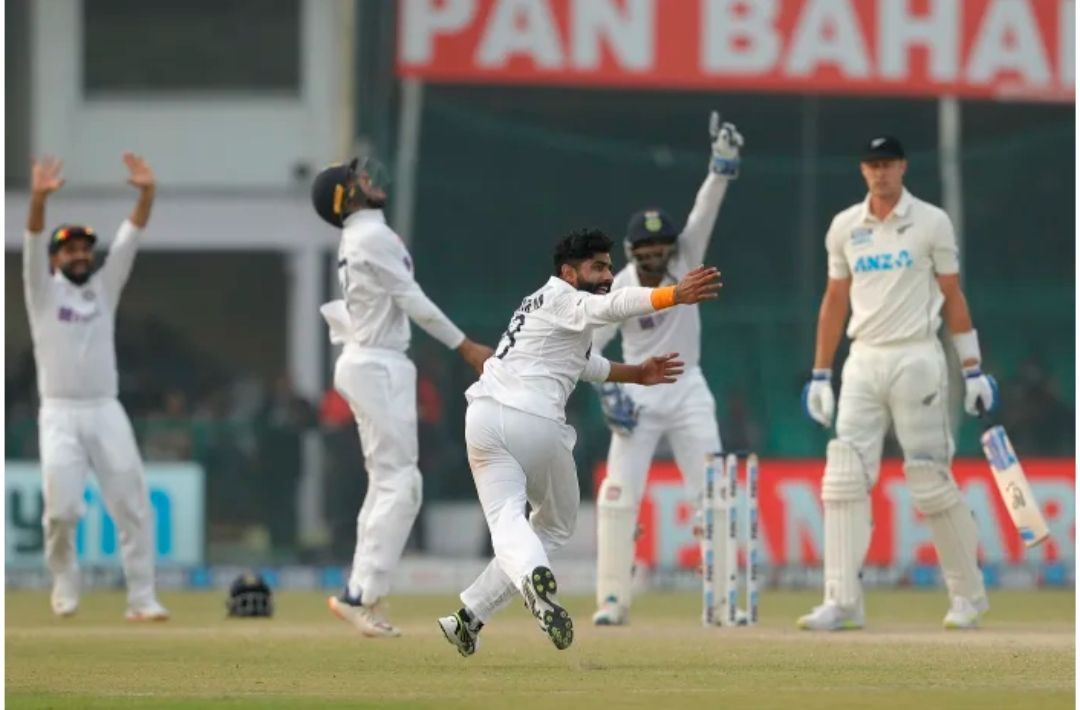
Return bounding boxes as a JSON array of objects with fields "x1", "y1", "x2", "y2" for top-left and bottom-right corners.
[
  {"x1": 650, "y1": 286, "x2": 677, "y2": 310},
  {"x1": 951, "y1": 329, "x2": 981, "y2": 364},
  {"x1": 811, "y1": 368, "x2": 831, "y2": 381}
]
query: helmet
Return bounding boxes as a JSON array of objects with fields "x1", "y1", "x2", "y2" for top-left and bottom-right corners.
[
  {"x1": 48, "y1": 224, "x2": 97, "y2": 255},
  {"x1": 225, "y1": 572, "x2": 273, "y2": 618},
  {"x1": 311, "y1": 159, "x2": 359, "y2": 227},
  {"x1": 623, "y1": 209, "x2": 677, "y2": 262}
]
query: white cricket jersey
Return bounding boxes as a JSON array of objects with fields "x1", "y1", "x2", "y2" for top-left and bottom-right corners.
[
  {"x1": 23, "y1": 220, "x2": 141, "y2": 400},
  {"x1": 467, "y1": 276, "x2": 659, "y2": 423},
  {"x1": 323, "y1": 209, "x2": 465, "y2": 353},
  {"x1": 594, "y1": 173, "x2": 729, "y2": 369},
  {"x1": 826, "y1": 188, "x2": 960, "y2": 345}
]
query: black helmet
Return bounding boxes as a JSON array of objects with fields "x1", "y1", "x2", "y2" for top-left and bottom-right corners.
[
  {"x1": 225, "y1": 572, "x2": 273, "y2": 618},
  {"x1": 311, "y1": 158, "x2": 359, "y2": 227}
]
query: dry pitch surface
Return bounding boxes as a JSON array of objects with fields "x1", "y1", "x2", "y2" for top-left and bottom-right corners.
[{"x1": 5, "y1": 589, "x2": 1074, "y2": 709}]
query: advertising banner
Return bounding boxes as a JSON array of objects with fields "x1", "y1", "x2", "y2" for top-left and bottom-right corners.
[
  {"x1": 6, "y1": 461, "x2": 205, "y2": 568},
  {"x1": 398, "y1": 0, "x2": 1074, "y2": 102}
]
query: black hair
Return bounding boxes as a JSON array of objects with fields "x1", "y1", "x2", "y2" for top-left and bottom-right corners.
[{"x1": 552, "y1": 228, "x2": 614, "y2": 276}]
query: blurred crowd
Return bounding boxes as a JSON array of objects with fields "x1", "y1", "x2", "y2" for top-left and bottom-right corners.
[{"x1": 5, "y1": 319, "x2": 1074, "y2": 562}]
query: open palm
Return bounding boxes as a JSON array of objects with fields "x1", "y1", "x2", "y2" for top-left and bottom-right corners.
[
  {"x1": 123, "y1": 152, "x2": 155, "y2": 189},
  {"x1": 31, "y1": 157, "x2": 65, "y2": 195}
]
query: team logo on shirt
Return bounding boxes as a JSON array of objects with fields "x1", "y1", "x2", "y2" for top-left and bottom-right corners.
[
  {"x1": 853, "y1": 249, "x2": 914, "y2": 273},
  {"x1": 57, "y1": 306, "x2": 97, "y2": 323},
  {"x1": 850, "y1": 227, "x2": 873, "y2": 246}
]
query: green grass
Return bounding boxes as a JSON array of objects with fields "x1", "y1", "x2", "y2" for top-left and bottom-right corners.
[{"x1": 5, "y1": 588, "x2": 1074, "y2": 709}]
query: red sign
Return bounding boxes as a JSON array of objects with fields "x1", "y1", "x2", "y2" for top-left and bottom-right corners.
[
  {"x1": 398, "y1": 0, "x2": 1074, "y2": 102},
  {"x1": 593, "y1": 458, "x2": 1075, "y2": 572}
]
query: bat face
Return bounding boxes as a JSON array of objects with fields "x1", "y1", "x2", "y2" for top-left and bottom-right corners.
[{"x1": 980, "y1": 426, "x2": 1051, "y2": 549}]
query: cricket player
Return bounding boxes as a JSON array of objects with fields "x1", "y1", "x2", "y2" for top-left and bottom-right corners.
[
  {"x1": 799, "y1": 136, "x2": 998, "y2": 631},
  {"x1": 437, "y1": 228, "x2": 722, "y2": 656},
  {"x1": 591, "y1": 115, "x2": 743, "y2": 625},
  {"x1": 23, "y1": 154, "x2": 169, "y2": 621},
  {"x1": 312, "y1": 157, "x2": 493, "y2": 637}
]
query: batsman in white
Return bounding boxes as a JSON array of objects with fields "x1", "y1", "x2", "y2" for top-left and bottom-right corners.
[
  {"x1": 23, "y1": 154, "x2": 169, "y2": 621},
  {"x1": 799, "y1": 136, "x2": 998, "y2": 631},
  {"x1": 437, "y1": 229, "x2": 722, "y2": 656},
  {"x1": 311, "y1": 157, "x2": 493, "y2": 637},
  {"x1": 591, "y1": 114, "x2": 743, "y2": 625}
]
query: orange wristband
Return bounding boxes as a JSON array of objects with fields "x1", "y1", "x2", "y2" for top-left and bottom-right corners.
[{"x1": 650, "y1": 286, "x2": 677, "y2": 310}]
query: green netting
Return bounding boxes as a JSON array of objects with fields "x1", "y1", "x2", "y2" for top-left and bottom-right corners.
[{"x1": 408, "y1": 87, "x2": 1073, "y2": 467}]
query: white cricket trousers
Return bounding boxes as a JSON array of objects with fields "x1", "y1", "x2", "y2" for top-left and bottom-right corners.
[
  {"x1": 39, "y1": 398, "x2": 157, "y2": 607},
  {"x1": 605, "y1": 368, "x2": 721, "y2": 504},
  {"x1": 458, "y1": 397, "x2": 580, "y2": 622},
  {"x1": 334, "y1": 346, "x2": 423, "y2": 603},
  {"x1": 837, "y1": 337, "x2": 953, "y2": 476}
]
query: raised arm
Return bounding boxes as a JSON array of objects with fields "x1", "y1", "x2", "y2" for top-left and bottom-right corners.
[
  {"x1": 24, "y1": 157, "x2": 66, "y2": 311},
  {"x1": 575, "y1": 265, "x2": 722, "y2": 327},
  {"x1": 679, "y1": 115, "x2": 742, "y2": 266},
  {"x1": 362, "y1": 234, "x2": 492, "y2": 372},
  {"x1": 100, "y1": 153, "x2": 155, "y2": 305}
]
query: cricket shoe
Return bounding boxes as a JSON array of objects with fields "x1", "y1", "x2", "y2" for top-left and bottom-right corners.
[
  {"x1": 327, "y1": 590, "x2": 401, "y2": 638},
  {"x1": 125, "y1": 600, "x2": 171, "y2": 622},
  {"x1": 50, "y1": 571, "x2": 79, "y2": 618},
  {"x1": 592, "y1": 596, "x2": 629, "y2": 626},
  {"x1": 796, "y1": 601, "x2": 864, "y2": 631},
  {"x1": 943, "y1": 596, "x2": 989, "y2": 630},
  {"x1": 521, "y1": 566, "x2": 573, "y2": 650},
  {"x1": 437, "y1": 609, "x2": 482, "y2": 657}
]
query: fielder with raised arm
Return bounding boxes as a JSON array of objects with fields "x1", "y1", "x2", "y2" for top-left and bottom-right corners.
[
  {"x1": 23, "y1": 154, "x2": 169, "y2": 621},
  {"x1": 591, "y1": 114, "x2": 743, "y2": 625},
  {"x1": 437, "y1": 229, "x2": 722, "y2": 656},
  {"x1": 799, "y1": 136, "x2": 997, "y2": 631},
  {"x1": 311, "y1": 157, "x2": 493, "y2": 637}
]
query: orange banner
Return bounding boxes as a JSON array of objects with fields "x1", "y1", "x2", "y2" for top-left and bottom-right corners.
[
  {"x1": 594, "y1": 458, "x2": 1075, "y2": 580},
  {"x1": 398, "y1": 0, "x2": 1074, "y2": 102}
]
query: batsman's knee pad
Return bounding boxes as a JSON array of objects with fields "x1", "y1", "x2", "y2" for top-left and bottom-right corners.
[
  {"x1": 903, "y1": 460, "x2": 962, "y2": 515},
  {"x1": 821, "y1": 439, "x2": 870, "y2": 503},
  {"x1": 596, "y1": 477, "x2": 638, "y2": 607}
]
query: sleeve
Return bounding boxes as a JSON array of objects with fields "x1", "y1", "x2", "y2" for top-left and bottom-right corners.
[
  {"x1": 581, "y1": 351, "x2": 612, "y2": 383},
  {"x1": 361, "y1": 231, "x2": 466, "y2": 349},
  {"x1": 678, "y1": 173, "x2": 730, "y2": 266},
  {"x1": 825, "y1": 216, "x2": 850, "y2": 279},
  {"x1": 99, "y1": 219, "x2": 142, "y2": 307},
  {"x1": 592, "y1": 322, "x2": 619, "y2": 354},
  {"x1": 22, "y1": 230, "x2": 52, "y2": 314},
  {"x1": 930, "y1": 211, "x2": 960, "y2": 275},
  {"x1": 558, "y1": 286, "x2": 655, "y2": 330}
]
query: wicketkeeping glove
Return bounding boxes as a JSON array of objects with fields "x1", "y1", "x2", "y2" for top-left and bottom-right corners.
[
  {"x1": 709, "y1": 111, "x2": 744, "y2": 179},
  {"x1": 596, "y1": 383, "x2": 641, "y2": 436}
]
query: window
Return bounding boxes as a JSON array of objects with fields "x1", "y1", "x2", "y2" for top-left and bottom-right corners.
[{"x1": 83, "y1": 0, "x2": 300, "y2": 94}]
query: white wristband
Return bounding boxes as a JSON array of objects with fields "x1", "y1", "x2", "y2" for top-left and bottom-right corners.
[{"x1": 951, "y1": 329, "x2": 981, "y2": 365}]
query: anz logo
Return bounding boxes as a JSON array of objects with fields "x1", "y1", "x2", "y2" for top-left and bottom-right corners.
[{"x1": 853, "y1": 250, "x2": 914, "y2": 273}]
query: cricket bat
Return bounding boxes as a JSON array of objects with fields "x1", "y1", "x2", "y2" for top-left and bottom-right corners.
[{"x1": 980, "y1": 424, "x2": 1051, "y2": 548}]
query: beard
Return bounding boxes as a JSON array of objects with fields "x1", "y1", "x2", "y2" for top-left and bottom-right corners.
[
  {"x1": 363, "y1": 195, "x2": 386, "y2": 209},
  {"x1": 577, "y1": 280, "x2": 612, "y2": 295},
  {"x1": 60, "y1": 263, "x2": 92, "y2": 285}
]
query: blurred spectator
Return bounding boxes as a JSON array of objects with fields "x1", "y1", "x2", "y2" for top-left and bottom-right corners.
[
  {"x1": 1002, "y1": 355, "x2": 1074, "y2": 456},
  {"x1": 254, "y1": 374, "x2": 316, "y2": 555},
  {"x1": 143, "y1": 389, "x2": 194, "y2": 461},
  {"x1": 320, "y1": 387, "x2": 366, "y2": 560}
]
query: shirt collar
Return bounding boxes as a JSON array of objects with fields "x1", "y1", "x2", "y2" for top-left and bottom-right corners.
[
  {"x1": 547, "y1": 275, "x2": 576, "y2": 293},
  {"x1": 859, "y1": 188, "x2": 913, "y2": 223},
  {"x1": 343, "y1": 208, "x2": 386, "y2": 228}
]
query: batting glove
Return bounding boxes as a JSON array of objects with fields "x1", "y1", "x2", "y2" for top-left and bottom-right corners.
[
  {"x1": 596, "y1": 383, "x2": 641, "y2": 436},
  {"x1": 802, "y1": 369, "x2": 835, "y2": 428},
  {"x1": 709, "y1": 112, "x2": 743, "y2": 179},
  {"x1": 963, "y1": 367, "x2": 999, "y2": 416}
]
